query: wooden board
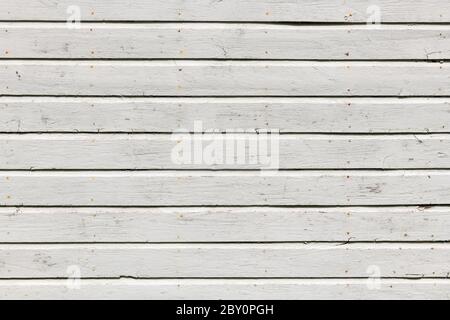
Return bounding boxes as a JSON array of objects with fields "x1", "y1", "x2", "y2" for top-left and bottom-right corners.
[
  {"x1": 1, "y1": 279, "x2": 450, "y2": 300},
  {"x1": 1, "y1": 134, "x2": 450, "y2": 169},
  {"x1": 1, "y1": 61, "x2": 449, "y2": 96},
  {"x1": 2, "y1": 24, "x2": 449, "y2": 60},
  {"x1": 1, "y1": 171, "x2": 450, "y2": 206},
  {"x1": 0, "y1": 243, "x2": 448, "y2": 278},
  {"x1": 0, "y1": 0, "x2": 448, "y2": 22},
  {"x1": 0, "y1": 206, "x2": 448, "y2": 242},
  {"x1": 1, "y1": 98, "x2": 449, "y2": 133}
]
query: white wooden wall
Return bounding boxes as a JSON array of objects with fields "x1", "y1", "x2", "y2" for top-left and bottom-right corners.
[{"x1": 1, "y1": 0, "x2": 450, "y2": 300}]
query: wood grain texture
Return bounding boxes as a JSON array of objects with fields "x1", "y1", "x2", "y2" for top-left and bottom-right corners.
[
  {"x1": 1, "y1": 134, "x2": 450, "y2": 169},
  {"x1": 1, "y1": 171, "x2": 450, "y2": 206},
  {"x1": 2, "y1": 1, "x2": 450, "y2": 301},
  {"x1": 0, "y1": 243, "x2": 448, "y2": 278},
  {"x1": 2, "y1": 24, "x2": 450, "y2": 60},
  {"x1": 10, "y1": 279, "x2": 450, "y2": 300},
  {"x1": 1, "y1": 97, "x2": 449, "y2": 133},
  {"x1": 0, "y1": 207, "x2": 448, "y2": 242},
  {"x1": 0, "y1": 0, "x2": 449, "y2": 22},
  {"x1": 2, "y1": 279, "x2": 450, "y2": 300},
  {"x1": 1, "y1": 61, "x2": 450, "y2": 96}
]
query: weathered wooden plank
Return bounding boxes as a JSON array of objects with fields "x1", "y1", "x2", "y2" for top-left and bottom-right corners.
[
  {"x1": 1, "y1": 134, "x2": 449, "y2": 169},
  {"x1": 0, "y1": 243, "x2": 448, "y2": 278},
  {"x1": 0, "y1": 0, "x2": 448, "y2": 22},
  {"x1": 0, "y1": 206, "x2": 448, "y2": 242},
  {"x1": 1, "y1": 61, "x2": 449, "y2": 96},
  {"x1": 1, "y1": 279, "x2": 450, "y2": 300},
  {"x1": 2, "y1": 24, "x2": 449, "y2": 60},
  {"x1": 1, "y1": 97, "x2": 449, "y2": 133},
  {"x1": 1, "y1": 171, "x2": 449, "y2": 206}
]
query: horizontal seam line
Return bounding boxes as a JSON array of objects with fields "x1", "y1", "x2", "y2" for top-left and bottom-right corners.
[
  {"x1": 0, "y1": 59, "x2": 449, "y2": 62},
  {"x1": 0, "y1": 241, "x2": 448, "y2": 244},
  {"x1": 0, "y1": 205, "x2": 448, "y2": 208},
  {"x1": 1, "y1": 131, "x2": 450, "y2": 134},
  {"x1": 0, "y1": 168, "x2": 450, "y2": 171},
  {"x1": 0, "y1": 277, "x2": 447, "y2": 280},
  {"x1": 3, "y1": 96, "x2": 450, "y2": 99},
  {"x1": 0, "y1": 21, "x2": 450, "y2": 25},
  {"x1": 0, "y1": 205, "x2": 441, "y2": 209},
  {"x1": 0, "y1": 58, "x2": 448, "y2": 62},
  {"x1": 0, "y1": 96, "x2": 448, "y2": 99}
]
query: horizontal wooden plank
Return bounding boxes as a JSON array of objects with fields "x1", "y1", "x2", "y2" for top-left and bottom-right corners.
[
  {"x1": 1, "y1": 97, "x2": 449, "y2": 133},
  {"x1": 1, "y1": 134, "x2": 450, "y2": 169},
  {"x1": 0, "y1": 0, "x2": 448, "y2": 22},
  {"x1": 1, "y1": 171, "x2": 449, "y2": 206},
  {"x1": 2, "y1": 24, "x2": 450, "y2": 60},
  {"x1": 0, "y1": 206, "x2": 448, "y2": 242},
  {"x1": 1, "y1": 61, "x2": 449, "y2": 96},
  {"x1": 0, "y1": 243, "x2": 448, "y2": 278},
  {"x1": 1, "y1": 279, "x2": 450, "y2": 300}
]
